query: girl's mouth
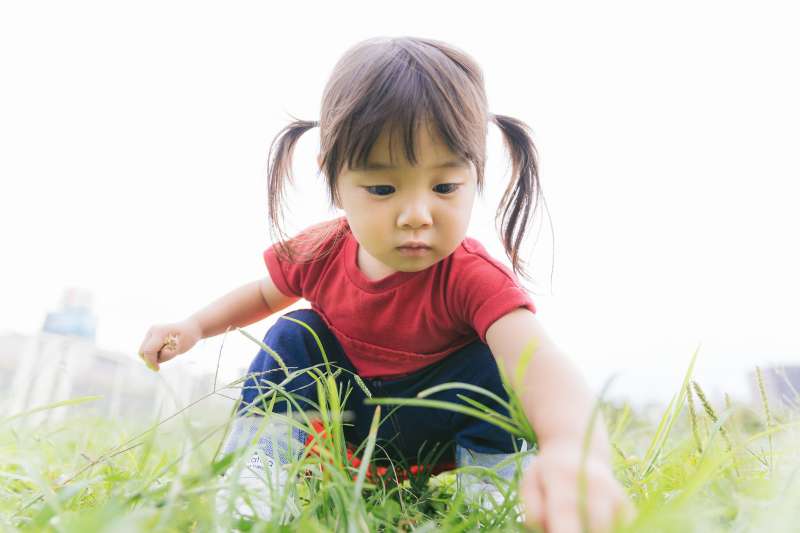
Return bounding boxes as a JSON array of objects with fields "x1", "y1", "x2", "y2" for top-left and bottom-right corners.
[{"x1": 397, "y1": 246, "x2": 431, "y2": 256}]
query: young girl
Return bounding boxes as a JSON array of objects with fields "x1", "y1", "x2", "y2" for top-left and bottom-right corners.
[{"x1": 139, "y1": 36, "x2": 633, "y2": 530}]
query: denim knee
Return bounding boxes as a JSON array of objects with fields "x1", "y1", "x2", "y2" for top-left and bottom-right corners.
[{"x1": 238, "y1": 308, "x2": 333, "y2": 414}]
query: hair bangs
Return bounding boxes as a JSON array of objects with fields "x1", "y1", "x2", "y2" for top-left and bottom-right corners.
[{"x1": 328, "y1": 41, "x2": 486, "y2": 178}]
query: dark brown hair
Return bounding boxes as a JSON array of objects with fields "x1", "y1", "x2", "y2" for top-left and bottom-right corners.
[{"x1": 266, "y1": 36, "x2": 547, "y2": 284}]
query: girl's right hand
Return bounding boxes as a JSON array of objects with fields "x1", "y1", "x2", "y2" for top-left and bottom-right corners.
[{"x1": 138, "y1": 319, "x2": 203, "y2": 372}]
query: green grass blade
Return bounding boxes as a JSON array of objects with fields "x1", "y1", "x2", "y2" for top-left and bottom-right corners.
[
  {"x1": 640, "y1": 344, "x2": 701, "y2": 478},
  {"x1": 2, "y1": 395, "x2": 102, "y2": 425},
  {"x1": 416, "y1": 381, "x2": 511, "y2": 411},
  {"x1": 365, "y1": 397, "x2": 521, "y2": 436}
]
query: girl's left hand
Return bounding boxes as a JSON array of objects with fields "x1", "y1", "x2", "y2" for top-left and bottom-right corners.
[{"x1": 519, "y1": 444, "x2": 635, "y2": 533}]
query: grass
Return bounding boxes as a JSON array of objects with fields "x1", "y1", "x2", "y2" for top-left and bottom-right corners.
[{"x1": 2, "y1": 329, "x2": 800, "y2": 532}]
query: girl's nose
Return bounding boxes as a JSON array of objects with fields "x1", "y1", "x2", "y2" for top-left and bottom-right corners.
[{"x1": 398, "y1": 201, "x2": 433, "y2": 229}]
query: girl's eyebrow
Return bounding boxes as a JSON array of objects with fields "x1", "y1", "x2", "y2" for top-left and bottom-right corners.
[{"x1": 358, "y1": 157, "x2": 469, "y2": 171}]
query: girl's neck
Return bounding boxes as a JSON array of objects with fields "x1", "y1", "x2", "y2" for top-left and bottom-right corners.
[{"x1": 356, "y1": 245, "x2": 397, "y2": 282}]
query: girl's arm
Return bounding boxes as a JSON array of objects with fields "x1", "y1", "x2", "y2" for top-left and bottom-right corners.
[
  {"x1": 190, "y1": 276, "x2": 297, "y2": 339},
  {"x1": 485, "y1": 308, "x2": 633, "y2": 531},
  {"x1": 138, "y1": 274, "x2": 299, "y2": 371},
  {"x1": 485, "y1": 307, "x2": 610, "y2": 458}
]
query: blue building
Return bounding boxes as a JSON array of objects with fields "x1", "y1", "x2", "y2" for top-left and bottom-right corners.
[{"x1": 42, "y1": 288, "x2": 97, "y2": 341}]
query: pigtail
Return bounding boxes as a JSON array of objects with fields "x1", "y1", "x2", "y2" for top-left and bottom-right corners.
[
  {"x1": 491, "y1": 113, "x2": 544, "y2": 284},
  {"x1": 266, "y1": 116, "x2": 320, "y2": 263}
]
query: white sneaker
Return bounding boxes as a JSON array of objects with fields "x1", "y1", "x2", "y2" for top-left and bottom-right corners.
[
  {"x1": 455, "y1": 443, "x2": 535, "y2": 513},
  {"x1": 215, "y1": 416, "x2": 306, "y2": 524}
]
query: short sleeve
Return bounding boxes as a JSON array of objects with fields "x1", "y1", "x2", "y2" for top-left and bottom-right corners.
[
  {"x1": 451, "y1": 245, "x2": 536, "y2": 344},
  {"x1": 263, "y1": 245, "x2": 303, "y2": 298},
  {"x1": 262, "y1": 216, "x2": 349, "y2": 300}
]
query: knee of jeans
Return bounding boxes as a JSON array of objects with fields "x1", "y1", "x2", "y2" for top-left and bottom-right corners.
[{"x1": 242, "y1": 310, "x2": 327, "y2": 408}]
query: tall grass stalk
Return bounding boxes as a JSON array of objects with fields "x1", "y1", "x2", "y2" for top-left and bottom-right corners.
[
  {"x1": 755, "y1": 366, "x2": 775, "y2": 475},
  {"x1": 686, "y1": 382, "x2": 703, "y2": 454},
  {"x1": 691, "y1": 381, "x2": 739, "y2": 477},
  {"x1": 638, "y1": 344, "x2": 700, "y2": 481}
]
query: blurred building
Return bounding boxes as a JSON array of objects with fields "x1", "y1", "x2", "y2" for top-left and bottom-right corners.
[
  {"x1": 42, "y1": 287, "x2": 97, "y2": 341},
  {"x1": 1, "y1": 288, "x2": 232, "y2": 424},
  {"x1": 748, "y1": 365, "x2": 800, "y2": 410}
]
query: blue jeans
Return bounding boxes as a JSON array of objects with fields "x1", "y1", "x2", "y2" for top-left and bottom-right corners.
[{"x1": 238, "y1": 309, "x2": 525, "y2": 466}]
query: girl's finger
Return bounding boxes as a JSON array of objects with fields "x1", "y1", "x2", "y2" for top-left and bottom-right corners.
[
  {"x1": 545, "y1": 499, "x2": 581, "y2": 533},
  {"x1": 140, "y1": 352, "x2": 160, "y2": 372},
  {"x1": 157, "y1": 343, "x2": 177, "y2": 361},
  {"x1": 520, "y1": 463, "x2": 545, "y2": 529},
  {"x1": 542, "y1": 480, "x2": 581, "y2": 533},
  {"x1": 140, "y1": 337, "x2": 162, "y2": 371},
  {"x1": 156, "y1": 333, "x2": 179, "y2": 360},
  {"x1": 138, "y1": 330, "x2": 153, "y2": 359},
  {"x1": 586, "y1": 494, "x2": 614, "y2": 533}
]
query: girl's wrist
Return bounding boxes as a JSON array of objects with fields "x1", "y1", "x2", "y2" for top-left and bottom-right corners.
[
  {"x1": 182, "y1": 316, "x2": 205, "y2": 341},
  {"x1": 538, "y1": 434, "x2": 612, "y2": 465}
]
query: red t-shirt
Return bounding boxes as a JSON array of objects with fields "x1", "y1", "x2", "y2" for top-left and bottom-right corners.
[{"x1": 263, "y1": 217, "x2": 536, "y2": 378}]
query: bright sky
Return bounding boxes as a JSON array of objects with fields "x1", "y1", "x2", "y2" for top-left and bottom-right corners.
[{"x1": 1, "y1": 1, "x2": 798, "y2": 405}]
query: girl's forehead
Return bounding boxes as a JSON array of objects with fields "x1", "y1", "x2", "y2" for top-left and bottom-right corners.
[{"x1": 368, "y1": 123, "x2": 455, "y2": 166}]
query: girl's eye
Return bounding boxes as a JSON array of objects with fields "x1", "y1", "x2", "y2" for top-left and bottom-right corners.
[
  {"x1": 364, "y1": 184, "x2": 460, "y2": 196},
  {"x1": 434, "y1": 183, "x2": 460, "y2": 194},
  {"x1": 366, "y1": 185, "x2": 395, "y2": 196}
]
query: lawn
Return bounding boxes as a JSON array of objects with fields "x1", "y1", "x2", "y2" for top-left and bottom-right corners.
[{"x1": 2, "y1": 347, "x2": 798, "y2": 532}]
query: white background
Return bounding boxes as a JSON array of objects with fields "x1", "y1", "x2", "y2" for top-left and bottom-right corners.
[{"x1": 1, "y1": 1, "x2": 798, "y2": 404}]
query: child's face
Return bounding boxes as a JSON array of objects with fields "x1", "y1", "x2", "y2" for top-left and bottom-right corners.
[{"x1": 330, "y1": 123, "x2": 477, "y2": 279}]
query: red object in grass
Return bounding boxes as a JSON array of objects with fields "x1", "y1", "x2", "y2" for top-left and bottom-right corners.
[{"x1": 304, "y1": 420, "x2": 455, "y2": 481}]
